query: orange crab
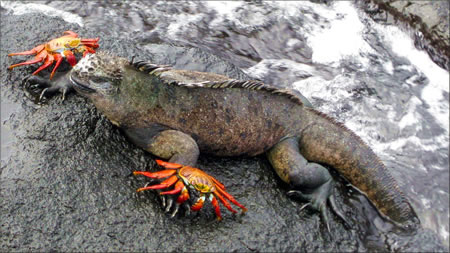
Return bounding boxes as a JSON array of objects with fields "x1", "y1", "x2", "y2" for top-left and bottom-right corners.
[
  {"x1": 133, "y1": 160, "x2": 247, "y2": 220},
  {"x1": 8, "y1": 30, "x2": 99, "y2": 79}
]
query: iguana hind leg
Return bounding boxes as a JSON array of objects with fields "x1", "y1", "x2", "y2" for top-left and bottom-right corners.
[{"x1": 266, "y1": 137, "x2": 349, "y2": 231}]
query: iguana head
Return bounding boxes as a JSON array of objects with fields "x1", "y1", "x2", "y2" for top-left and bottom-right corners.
[
  {"x1": 70, "y1": 52, "x2": 132, "y2": 126},
  {"x1": 69, "y1": 51, "x2": 127, "y2": 99}
]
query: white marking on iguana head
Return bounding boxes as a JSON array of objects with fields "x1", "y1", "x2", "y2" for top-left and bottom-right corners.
[
  {"x1": 72, "y1": 52, "x2": 125, "y2": 81},
  {"x1": 73, "y1": 54, "x2": 96, "y2": 76}
]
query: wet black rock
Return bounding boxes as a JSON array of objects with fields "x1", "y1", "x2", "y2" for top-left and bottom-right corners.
[
  {"x1": 360, "y1": 0, "x2": 449, "y2": 71},
  {"x1": 0, "y1": 12, "x2": 447, "y2": 252}
]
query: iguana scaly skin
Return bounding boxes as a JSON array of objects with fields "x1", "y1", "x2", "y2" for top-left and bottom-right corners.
[{"x1": 29, "y1": 52, "x2": 419, "y2": 230}]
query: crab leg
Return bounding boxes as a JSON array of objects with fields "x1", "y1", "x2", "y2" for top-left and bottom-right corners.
[
  {"x1": 32, "y1": 53, "x2": 54, "y2": 76},
  {"x1": 80, "y1": 38, "x2": 100, "y2": 43},
  {"x1": 213, "y1": 191, "x2": 238, "y2": 213},
  {"x1": 136, "y1": 175, "x2": 178, "y2": 192},
  {"x1": 8, "y1": 44, "x2": 45, "y2": 57},
  {"x1": 63, "y1": 30, "x2": 78, "y2": 37},
  {"x1": 160, "y1": 180, "x2": 184, "y2": 195},
  {"x1": 80, "y1": 46, "x2": 97, "y2": 57},
  {"x1": 155, "y1": 159, "x2": 183, "y2": 169},
  {"x1": 216, "y1": 187, "x2": 247, "y2": 212},
  {"x1": 210, "y1": 194, "x2": 222, "y2": 220},
  {"x1": 210, "y1": 176, "x2": 226, "y2": 190},
  {"x1": 49, "y1": 54, "x2": 63, "y2": 79},
  {"x1": 80, "y1": 38, "x2": 100, "y2": 47},
  {"x1": 8, "y1": 49, "x2": 48, "y2": 70},
  {"x1": 133, "y1": 169, "x2": 176, "y2": 179}
]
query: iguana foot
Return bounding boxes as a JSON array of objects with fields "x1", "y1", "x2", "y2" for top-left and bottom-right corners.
[
  {"x1": 287, "y1": 179, "x2": 350, "y2": 232},
  {"x1": 133, "y1": 159, "x2": 246, "y2": 220},
  {"x1": 267, "y1": 137, "x2": 350, "y2": 231},
  {"x1": 23, "y1": 72, "x2": 73, "y2": 103}
]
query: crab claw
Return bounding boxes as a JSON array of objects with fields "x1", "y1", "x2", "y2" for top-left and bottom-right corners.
[
  {"x1": 176, "y1": 185, "x2": 190, "y2": 204},
  {"x1": 191, "y1": 194, "x2": 206, "y2": 211},
  {"x1": 63, "y1": 50, "x2": 77, "y2": 67}
]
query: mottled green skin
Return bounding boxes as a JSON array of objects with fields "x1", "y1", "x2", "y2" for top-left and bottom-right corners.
[
  {"x1": 110, "y1": 67, "x2": 302, "y2": 156},
  {"x1": 69, "y1": 52, "x2": 419, "y2": 228}
]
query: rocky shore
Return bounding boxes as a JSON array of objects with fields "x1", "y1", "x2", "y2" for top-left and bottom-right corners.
[
  {"x1": 360, "y1": 0, "x2": 449, "y2": 71},
  {"x1": 1, "y1": 7, "x2": 448, "y2": 252}
]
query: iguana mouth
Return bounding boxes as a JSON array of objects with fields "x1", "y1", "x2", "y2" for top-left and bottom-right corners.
[{"x1": 69, "y1": 72, "x2": 96, "y2": 93}]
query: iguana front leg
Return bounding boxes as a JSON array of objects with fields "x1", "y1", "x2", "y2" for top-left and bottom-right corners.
[
  {"x1": 267, "y1": 137, "x2": 349, "y2": 231},
  {"x1": 126, "y1": 129, "x2": 198, "y2": 216},
  {"x1": 144, "y1": 130, "x2": 200, "y2": 166},
  {"x1": 23, "y1": 73, "x2": 74, "y2": 102},
  {"x1": 129, "y1": 129, "x2": 246, "y2": 220}
]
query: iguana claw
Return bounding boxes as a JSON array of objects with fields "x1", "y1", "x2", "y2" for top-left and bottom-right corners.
[
  {"x1": 287, "y1": 179, "x2": 350, "y2": 232},
  {"x1": 23, "y1": 73, "x2": 73, "y2": 103}
]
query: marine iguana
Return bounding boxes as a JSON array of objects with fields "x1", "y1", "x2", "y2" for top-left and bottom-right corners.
[{"x1": 24, "y1": 51, "x2": 420, "y2": 230}]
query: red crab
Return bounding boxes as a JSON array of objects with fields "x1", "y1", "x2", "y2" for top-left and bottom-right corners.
[
  {"x1": 8, "y1": 30, "x2": 99, "y2": 79},
  {"x1": 133, "y1": 160, "x2": 247, "y2": 220}
]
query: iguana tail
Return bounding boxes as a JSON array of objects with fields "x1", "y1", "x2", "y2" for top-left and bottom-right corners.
[{"x1": 298, "y1": 108, "x2": 420, "y2": 228}]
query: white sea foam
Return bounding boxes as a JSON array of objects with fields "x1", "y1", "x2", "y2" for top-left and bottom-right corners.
[
  {"x1": 398, "y1": 96, "x2": 423, "y2": 130},
  {"x1": 204, "y1": 1, "x2": 248, "y2": 28},
  {"x1": 383, "y1": 60, "x2": 394, "y2": 75},
  {"x1": 440, "y1": 226, "x2": 449, "y2": 245},
  {"x1": 377, "y1": 24, "x2": 449, "y2": 134},
  {"x1": 305, "y1": 1, "x2": 374, "y2": 68},
  {"x1": 166, "y1": 11, "x2": 206, "y2": 39},
  {"x1": 0, "y1": 1, "x2": 83, "y2": 27}
]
